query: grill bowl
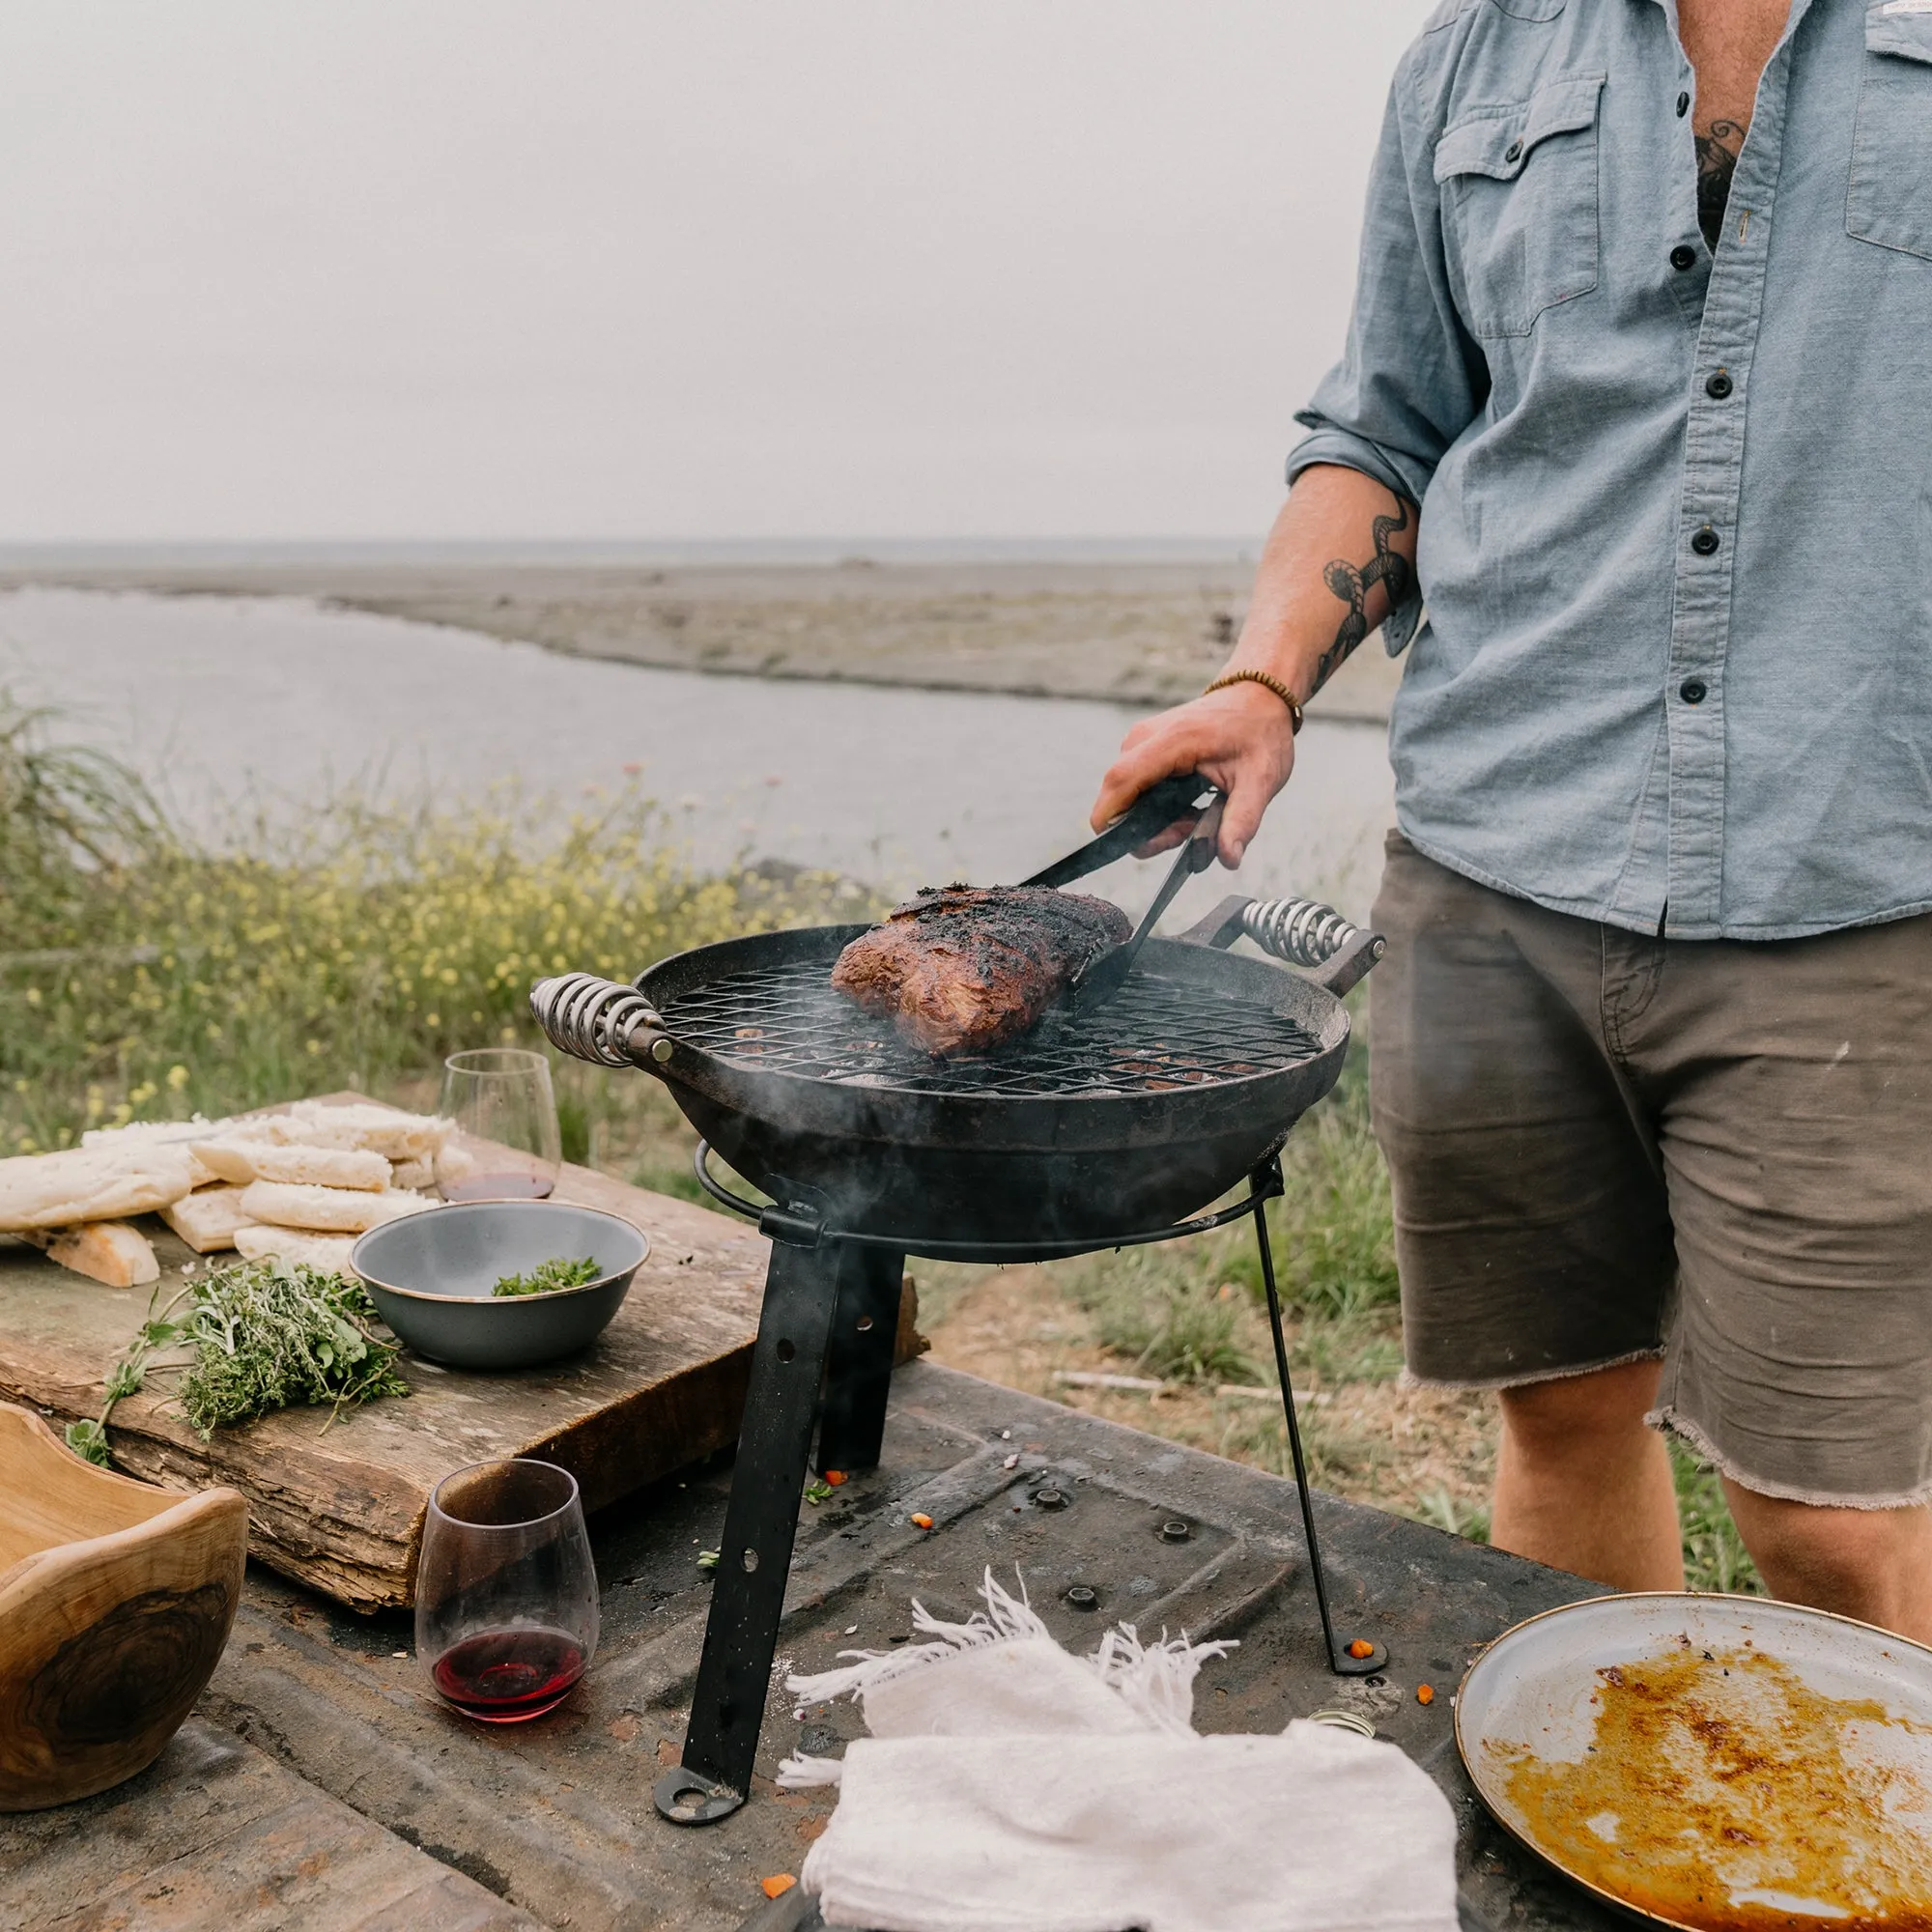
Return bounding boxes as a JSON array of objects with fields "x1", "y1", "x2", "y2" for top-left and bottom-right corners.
[{"x1": 639, "y1": 927, "x2": 1350, "y2": 1253}]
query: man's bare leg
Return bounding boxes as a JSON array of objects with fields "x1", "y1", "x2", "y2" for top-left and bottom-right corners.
[
  {"x1": 1722, "y1": 1484, "x2": 1932, "y2": 1644},
  {"x1": 1492, "y1": 1358, "x2": 1685, "y2": 1590}
]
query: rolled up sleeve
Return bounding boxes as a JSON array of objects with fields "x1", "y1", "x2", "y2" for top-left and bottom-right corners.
[{"x1": 1288, "y1": 45, "x2": 1482, "y2": 648}]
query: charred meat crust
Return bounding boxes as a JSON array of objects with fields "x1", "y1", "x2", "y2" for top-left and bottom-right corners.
[{"x1": 830, "y1": 885, "x2": 1131, "y2": 1057}]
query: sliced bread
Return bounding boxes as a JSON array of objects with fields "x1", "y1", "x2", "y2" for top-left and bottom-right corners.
[
  {"x1": 238, "y1": 1180, "x2": 433, "y2": 1235},
  {"x1": 0, "y1": 1145, "x2": 198, "y2": 1234},
  {"x1": 161, "y1": 1184, "x2": 252, "y2": 1254},
  {"x1": 270, "y1": 1102, "x2": 451, "y2": 1163},
  {"x1": 232, "y1": 1223, "x2": 359, "y2": 1274},
  {"x1": 80, "y1": 1116, "x2": 232, "y2": 1151},
  {"x1": 189, "y1": 1141, "x2": 266, "y2": 1186},
  {"x1": 247, "y1": 1145, "x2": 390, "y2": 1192},
  {"x1": 34, "y1": 1220, "x2": 161, "y2": 1289}
]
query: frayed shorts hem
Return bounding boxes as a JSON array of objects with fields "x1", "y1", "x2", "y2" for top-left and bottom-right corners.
[
  {"x1": 1649, "y1": 1406, "x2": 1932, "y2": 1512},
  {"x1": 1400, "y1": 1345, "x2": 1665, "y2": 1396}
]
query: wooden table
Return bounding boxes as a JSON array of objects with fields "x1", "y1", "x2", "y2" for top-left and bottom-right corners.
[
  {"x1": 1, "y1": 1362, "x2": 1622, "y2": 1932},
  {"x1": 0, "y1": 1155, "x2": 772, "y2": 1608},
  {"x1": 0, "y1": 1718, "x2": 544, "y2": 1931}
]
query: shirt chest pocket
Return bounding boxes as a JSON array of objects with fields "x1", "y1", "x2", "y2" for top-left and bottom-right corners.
[
  {"x1": 1848, "y1": 2, "x2": 1932, "y2": 260},
  {"x1": 1434, "y1": 71, "x2": 1605, "y2": 340}
]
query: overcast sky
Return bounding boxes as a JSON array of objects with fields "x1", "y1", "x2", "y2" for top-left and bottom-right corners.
[{"x1": 1, "y1": 4, "x2": 1435, "y2": 543}]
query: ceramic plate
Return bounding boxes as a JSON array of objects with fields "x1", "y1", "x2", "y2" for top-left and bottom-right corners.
[{"x1": 1456, "y1": 1593, "x2": 1932, "y2": 1930}]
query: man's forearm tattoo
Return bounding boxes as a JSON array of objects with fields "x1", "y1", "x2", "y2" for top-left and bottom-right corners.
[
  {"x1": 1696, "y1": 119, "x2": 1744, "y2": 249},
  {"x1": 1315, "y1": 495, "x2": 1414, "y2": 694}
]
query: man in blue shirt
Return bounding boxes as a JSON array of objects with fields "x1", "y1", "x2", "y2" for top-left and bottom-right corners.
[{"x1": 1096, "y1": 0, "x2": 1932, "y2": 1637}]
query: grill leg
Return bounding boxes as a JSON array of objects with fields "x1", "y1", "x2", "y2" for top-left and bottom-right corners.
[
  {"x1": 817, "y1": 1245, "x2": 905, "y2": 1476},
  {"x1": 1252, "y1": 1161, "x2": 1388, "y2": 1679},
  {"x1": 655, "y1": 1237, "x2": 843, "y2": 1825}
]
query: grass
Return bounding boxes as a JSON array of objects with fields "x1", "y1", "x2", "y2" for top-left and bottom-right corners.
[
  {"x1": 1416, "y1": 1485, "x2": 1492, "y2": 1544},
  {"x1": 0, "y1": 691, "x2": 869, "y2": 1159},
  {"x1": 3, "y1": 691, "x2": 1764, "y2": 1593},
  {"x1": 1046, "y1": 1044, "x2": 1403, "y2": 1386},
  {"x1": 1674, "y1": 1442, "x2": 1761, "y2": 1595}
]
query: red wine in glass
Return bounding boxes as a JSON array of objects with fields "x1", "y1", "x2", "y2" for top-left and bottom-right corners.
[
  {"x1": 431, "y1": 1627, "x2": 585, "y2": 1722},
  {"x1": 439, "y1": 1172, "x2": 554, "y2": 1202}
]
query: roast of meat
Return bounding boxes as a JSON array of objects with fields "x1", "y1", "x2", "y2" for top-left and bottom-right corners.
[{"x1": 831, "y1": 885, "x2": 1131, "y2": 1057}]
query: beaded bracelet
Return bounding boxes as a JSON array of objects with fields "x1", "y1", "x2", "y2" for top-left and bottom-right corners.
[{"x1": 1203, "y1": 668, "x2": 1304, "y2": 734}]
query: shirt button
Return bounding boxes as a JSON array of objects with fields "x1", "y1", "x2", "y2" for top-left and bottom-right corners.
[
  {"x1": 1504, "y1": 139, "x2": 1523, "y2": 163},
  {"x1": 1680, "y1": 679, "x2": 1708, "y2": 705},
  {"x1": 1706, "y1": 370, "x2": 1734, "y2": 399},
  {"x1": 1677, "y1": 91, "x2": 1690, "y2": 117},
  {"x1": 1690, "y1": 526, "x2": 1720, "y2": 555},
  {"x1": 1671, "y1": 244, "x2": 1698, "y2": 271}
]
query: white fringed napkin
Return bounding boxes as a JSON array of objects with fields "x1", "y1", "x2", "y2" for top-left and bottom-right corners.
[{"x1": 780, "y1": 1571, "x2": 1460, "y2": 1932}]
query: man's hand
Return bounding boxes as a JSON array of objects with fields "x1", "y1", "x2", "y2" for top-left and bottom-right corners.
[
  {"x1": 1092, "y1": 682, "x2": 1297, "y2": 867},
  {"x1": 1089, "y1": 465, "x2": 1418, "y2": 871}
]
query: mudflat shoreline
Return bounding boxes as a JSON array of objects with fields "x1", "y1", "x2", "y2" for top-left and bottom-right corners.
[{"x1": 0, "y1": 559, "x2": 1403, "y2": 722}]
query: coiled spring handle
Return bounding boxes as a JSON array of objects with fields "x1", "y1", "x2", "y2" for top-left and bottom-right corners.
[
  {"x1": 529, "y1": 972, "x2": 671, "y2": 1068},
  {"x1": 1180, "y1": 894, "x2": 1385, "y2": 996},
  {"x1": 1238, "y1": 896, "x2": 1359, "y2": 968}
]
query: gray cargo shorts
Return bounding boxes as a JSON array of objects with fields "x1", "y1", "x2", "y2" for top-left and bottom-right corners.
[{"x1": 1368, "y1": 832, "x2": 1932, "y2": 1509}]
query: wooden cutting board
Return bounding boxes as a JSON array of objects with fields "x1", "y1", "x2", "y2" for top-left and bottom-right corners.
[{"x1": 0, "y1": 1119, "x2": 774, "y2": 1612}]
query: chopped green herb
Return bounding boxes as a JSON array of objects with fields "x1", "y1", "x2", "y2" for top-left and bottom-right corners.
[
  {"x1": 805, "y1": 1480, "x2": 834, "y2": 1505},
  {"x1": 492, "y1": 1255, "x2": 602, "y2": 1298},
  {"x1": 67, "y1": 1260, "x2": 409, "y2": 1465},
  {"x1": 696, "y1": 1548, "x2": 720, "y2": 1572}
]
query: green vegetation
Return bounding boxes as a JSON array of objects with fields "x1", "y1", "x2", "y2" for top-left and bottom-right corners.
[
  {"x1": 1674, "y1": 1442, "x2": 1761, "y2": 1595},
  {"x1": 492, "y1": 1255, "x2": 602, "y2": 1298},
  {"x1": 1051, "y1": 1048, "x2": 1399, "y2": 1392},
  {"x1": 0, "y1": 691, "x2": 855, "y2": 1162},
  {"x1": 67, "y1": 1260, "x2": 410, "y2": 1461},
  {"x1": 0, "y1": 694, "x2": 168, "y2": 928},
  {"x1": 1416, "y1": 1485, "x2": 1492, "y2": 1544}
]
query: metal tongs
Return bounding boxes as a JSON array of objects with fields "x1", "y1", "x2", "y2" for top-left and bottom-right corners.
[{"x1": 1022, "y1": 772, "x2": 1224, "y2": 1012}]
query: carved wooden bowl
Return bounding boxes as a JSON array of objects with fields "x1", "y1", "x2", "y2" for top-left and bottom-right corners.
[{"x1": 0, "y1": 1402, "x2": 247, "y2": 1810}]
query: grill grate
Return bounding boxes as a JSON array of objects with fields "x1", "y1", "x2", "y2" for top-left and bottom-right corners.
[{"x1": 655, "y1": 960, "x2": 1322, "y2": 1097}]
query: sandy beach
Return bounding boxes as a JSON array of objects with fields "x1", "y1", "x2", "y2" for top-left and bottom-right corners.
[{"x1": 0, "y1": 558, "x2": 1404, "y2": 723}]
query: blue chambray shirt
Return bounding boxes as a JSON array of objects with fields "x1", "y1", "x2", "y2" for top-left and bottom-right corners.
[{"x1": 1289, "y1": 0, "x2": 1932, "y2": 941}]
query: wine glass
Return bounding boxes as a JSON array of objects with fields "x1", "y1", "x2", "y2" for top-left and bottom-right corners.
[
  {"x1": 416, "y1": 1458, "x2": 598, "y2": 1723},
  {"x1": 436, "y1": 1047, "x2": 562, "y2": 1201}
]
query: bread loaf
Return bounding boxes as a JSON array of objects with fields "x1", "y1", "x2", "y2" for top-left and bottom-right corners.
[
  {"x1": 0, "y1": 1145, "x2": 197, "y2": 1233},
  {"x1": 80, "y1": 1117, "x2": 231, "y2": 1151},
  {"x1": 161, "y1": 1184, "x2": 251, "y2": 1254},
  {"x1": 238, "y1": 1180, "x2": 433, "y2": 1235},
  {"x1": 189, "y1": 1141, "x2": 264, "y2": 1186},
  {"x1": 271, "y1": 1102, "x2": 450, "y2": 1163},
  {"x1": 35, "y1": 1221, "x2": 161, "y2": 1289},
  {"x1": 233, "y1": 1224, "x2": 359, "y2": 1273},
  {"x1": 246, "y1": 1145, "x2": 390, "y2": 1192}
]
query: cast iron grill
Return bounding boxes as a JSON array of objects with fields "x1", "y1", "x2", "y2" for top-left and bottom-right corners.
[
  {"x1": 654, "y1": 958, "x2": 1323, "y2": 1097},
  {"x1": 531, "y1": 900, "x2": 1379, "y2": 1247},
  {"x1": 531, "y1": 883, "x2": 1391, "y2": 1825}
]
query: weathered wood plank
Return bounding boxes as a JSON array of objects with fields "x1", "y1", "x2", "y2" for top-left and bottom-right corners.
[
  {"x1": 0, "y1": 1717, "x2": 552, "y2": 1931},
  {"x1": 0, "y1": 1127, "x2": 770, "y2": 1609}
]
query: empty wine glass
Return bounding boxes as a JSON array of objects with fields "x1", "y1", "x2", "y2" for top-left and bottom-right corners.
[
  {"x1": 436, "y1": 1047, "x2": 562, "y2": 1201},
  {"x1": 416, "y1": 1458, "x2": 598, "y2": 1723}
]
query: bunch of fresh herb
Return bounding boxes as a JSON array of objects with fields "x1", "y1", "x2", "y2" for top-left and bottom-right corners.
[
  {"x1": 66, "y1": 1259, "x2": 410, "y2": 1465},
  {"x1": 492, "y1": 1255, "x2": 601, "y2": 1298}
]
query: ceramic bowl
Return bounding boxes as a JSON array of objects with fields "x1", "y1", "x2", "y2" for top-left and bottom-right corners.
[{"x1": 351, "y1": 1200, "x2": 648, "y2": 1371}]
